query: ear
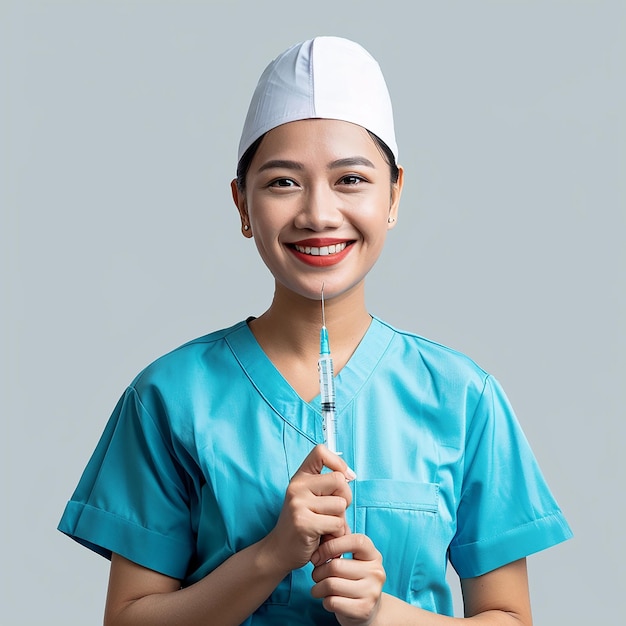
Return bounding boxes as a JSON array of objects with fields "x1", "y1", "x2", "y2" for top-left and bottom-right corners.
[
  {"x1": 231, "y1": 179, "x2": 253, "y2": 238},
  {"x1": 387, "y1": 165, "x2": 404, "y2": 230}
]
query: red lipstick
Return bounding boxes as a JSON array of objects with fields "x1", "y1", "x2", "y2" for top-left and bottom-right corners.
[{"x1": 288, "y1": 238, "x2": 354, "y2": 267}]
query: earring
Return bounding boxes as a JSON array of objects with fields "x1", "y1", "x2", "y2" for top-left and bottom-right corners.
[
  {"x1": 243, "y1": 224, "x2": 250, "y2": 231},
  {"x1": 387, "y1": 217, "x2": 395, "y2": 223}
]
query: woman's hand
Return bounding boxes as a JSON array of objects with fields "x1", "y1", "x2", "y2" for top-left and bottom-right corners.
[
  {"x1": 263, "y1": 445, "x2": 356, "y2": 574},
  {"x1": 310, "y1": 534, "x2": 386, "y2": 626}
]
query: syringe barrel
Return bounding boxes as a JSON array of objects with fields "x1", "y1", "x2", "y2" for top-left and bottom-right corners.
[
  {"x1": 318, "y1": 354, "x2": 338, "y2": 453},
  {"x1": 318, "y1": 355, "x2": 335, "y2": 404}
]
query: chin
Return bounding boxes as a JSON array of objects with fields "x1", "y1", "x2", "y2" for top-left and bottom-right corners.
[{"x1": 276, "y1": 276, "x2": 366, "y2": 303}]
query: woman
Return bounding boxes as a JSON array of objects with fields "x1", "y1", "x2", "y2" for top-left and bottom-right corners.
[{"x1": 59, "y1": 37, "x2": 572, "y2": 625}]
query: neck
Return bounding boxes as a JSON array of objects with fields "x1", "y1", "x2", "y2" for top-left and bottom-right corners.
[{"x1": 249, "y1": 281, "x2": 372, "y2": 367}]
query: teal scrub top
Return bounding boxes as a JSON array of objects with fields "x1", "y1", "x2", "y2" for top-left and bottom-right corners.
[{"x1": 58, "y1": 317, "x2": 572, "y2": 623}]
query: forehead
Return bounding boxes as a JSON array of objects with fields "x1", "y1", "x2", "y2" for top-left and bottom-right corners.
[{"x1": 252, "y1": 118, "x2": 383, "y2": 164}]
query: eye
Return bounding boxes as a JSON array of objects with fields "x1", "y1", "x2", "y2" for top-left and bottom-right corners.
[
  {"x1": 268, "y1": 178, "x2": 298, "y2": 188},
  {"x1": 338, "y1": 175, "x2": 366, "y2": 186}
]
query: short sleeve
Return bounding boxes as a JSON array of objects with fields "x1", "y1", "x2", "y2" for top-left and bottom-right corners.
[
  {"x1": 58, "y1": 386, "x2": 195, "y2": 579},
  {"x1": 449, "y1": 376, "x2": 572, "y2": 579}
]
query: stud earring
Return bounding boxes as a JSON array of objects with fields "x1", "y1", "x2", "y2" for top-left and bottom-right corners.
[
  {"x1": 243, "y1": 224, "x2": 250, "y2": 231},
  {"x1": 387, "y1": 216, "x2": 395, "y2": 223}
]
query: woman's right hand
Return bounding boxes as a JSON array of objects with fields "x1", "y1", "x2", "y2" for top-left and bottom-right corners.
[
  {"x1": 263, "y1": 445, "x2": 356, "y2": 573},
  {"x1": 104, "y1": 447, "x2": 356, "y2": 626}
]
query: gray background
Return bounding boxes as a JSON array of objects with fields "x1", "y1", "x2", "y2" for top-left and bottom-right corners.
[{"x1": 2, "y1": 0, "x2": 624, "y2": 624}]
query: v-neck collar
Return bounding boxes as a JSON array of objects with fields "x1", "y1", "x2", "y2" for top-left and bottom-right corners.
[{"x1": 224, "y1": 317, "x2": 395, "y2": 442}]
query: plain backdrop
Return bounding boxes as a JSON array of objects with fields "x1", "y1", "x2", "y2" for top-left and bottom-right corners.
[{"x1": 2, "y1": 0, "x2": 624, "y2": 624}]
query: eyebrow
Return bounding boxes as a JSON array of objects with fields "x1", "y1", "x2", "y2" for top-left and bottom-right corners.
[
  {"x1": 328, "y1": 157, "x2": 376, "y2": 170},
  {"x1": 256, "y1": 159, "x2": 304, "y2": 173},
  {"x1": 256, "y1": 156, "x2": 376, "y2": 174}
]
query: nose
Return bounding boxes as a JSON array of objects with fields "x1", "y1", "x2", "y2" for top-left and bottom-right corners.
[{"x1": 293, "y1": 183, "x2": 343, "y2": 231}]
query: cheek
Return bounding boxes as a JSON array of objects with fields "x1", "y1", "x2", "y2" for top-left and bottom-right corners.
[
  {"x1": 247, "y1": 209, "x2": 285, "y2": 264},
  {"x1": 350, "y1": 193, "x2": 392, "y2": 231},
  {"x1": 250, "y1": 214, "x2": 283, "y2": 245}
]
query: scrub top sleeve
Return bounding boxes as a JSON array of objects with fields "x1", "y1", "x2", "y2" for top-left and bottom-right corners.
[
  {"x1": 58, "y1": 386, "x2": 196, "y2": 580},
  {"x1": 449, "y1": 376, "x2": 572, "y2": 579}
]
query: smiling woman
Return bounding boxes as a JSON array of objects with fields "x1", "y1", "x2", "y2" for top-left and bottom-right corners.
[
  {"x1": 58, "y1": 36, "x2": 572, "y2": 626},
  {"x1": 232, "y1": 119, "x2": 401, "y2": 292}
]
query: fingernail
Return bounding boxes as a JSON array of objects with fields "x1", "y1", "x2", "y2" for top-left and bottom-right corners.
[
  {"x1": 311, "y1": 551, "x2": 320, "y2": 565},
  {"x1": 345, "y1": 466, "x2": 357, "y2": 481}
]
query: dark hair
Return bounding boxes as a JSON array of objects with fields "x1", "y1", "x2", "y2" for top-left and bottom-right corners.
[
  {"x1": 367, "y1": 131, "x2": 400, "y2": 184},
  {"x1": 236, "y1": 135, "x2": 266, "y2": 192},
  {"x1": 235, "y1": 128, "x2": 399, "y2": 192}
]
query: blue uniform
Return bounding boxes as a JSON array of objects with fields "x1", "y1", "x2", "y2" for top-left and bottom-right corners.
[{"x1": 58, "y1": 317, "x2": 572, "y2": 623}]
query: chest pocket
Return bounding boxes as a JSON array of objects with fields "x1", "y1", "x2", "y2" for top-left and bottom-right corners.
[{"x1": 354, "y1": 480, "x2": 440, "y2": 602}]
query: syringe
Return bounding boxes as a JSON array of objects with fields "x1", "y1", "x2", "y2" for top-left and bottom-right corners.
[{"x1": 319, "y1": 284, "x2": 339, "y2": 454}]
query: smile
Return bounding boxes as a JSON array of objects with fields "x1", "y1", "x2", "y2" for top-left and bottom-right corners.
[
  {"x1": 293, "y1": 242, "x2": 347, "y2": 256},
  {"x1": 288, "y1": 239, "x2": 354, "y2": 267}
]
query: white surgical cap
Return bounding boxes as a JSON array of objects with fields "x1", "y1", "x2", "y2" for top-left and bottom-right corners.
[{"x1": 237, "y1": 36, "x2": 398, "y2": 162}]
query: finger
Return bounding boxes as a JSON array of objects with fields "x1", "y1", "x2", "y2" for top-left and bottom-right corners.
[
  {"x1": 316, "y1": 592, "x2": 379, "y2": 622},
  {"x1": 312, "y1": 533, "x2": 378, "y2": 566},
  {"x1": 320, "y1": 520, "x2": 351, "y2": 543},
  {"x1": 288, "y1": 472, "x2": 353, "y2": 511},
  {"x1": 302, "y1": 512, "x2": 349, "y2": 539},
  {"x1": 311, "y1": 576, "x2": 364, "y2": 601},
  {"x1": 292, "y1": 501, "x2": 348, "y2": 540},
  {"x1": 309, "y1": 495, "x2": 350, "y2": 517},
  {"x1": 310, "y1": 551, "x2": 386, "y2": 620},
  {"x1": 318, "y1": 521, "x2": 351, "y2": 560},
  {"x1": 311, "y1": 555, "x2": 368, "y2": 583},
  {"x1": 295, "y1": 444, "x2": 356, "y2": 481},
  {"x1": 303, "y1": 471, "x2": 354, "y2": 500}
]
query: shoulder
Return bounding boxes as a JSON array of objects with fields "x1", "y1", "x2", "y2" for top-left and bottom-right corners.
[
  {"x1": 374, "y1": 316, "x2": 490, "y2": 389},
  {"x1": 129, "y1": 320, "x2": 249, "y2": 394}
]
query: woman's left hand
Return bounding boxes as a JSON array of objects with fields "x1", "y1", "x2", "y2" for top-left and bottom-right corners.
[{"x1": 310, "y1": 534, "x2": 386, "y2": 626}]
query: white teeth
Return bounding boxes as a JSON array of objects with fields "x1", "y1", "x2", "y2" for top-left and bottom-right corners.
[{"x1": 294, "y1": 242, "x2": 347, "y2": 256}]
